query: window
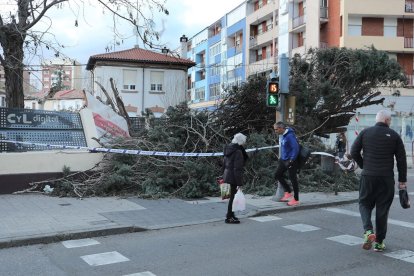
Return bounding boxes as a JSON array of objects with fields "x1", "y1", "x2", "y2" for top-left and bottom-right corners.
[
  {"x1": 195, "y1": 87, "x2": 205, "y2": 100},
  {"x1": 348, "y1": 17, "x2": 362, "y2": 36},
  {"x1": 210, "y1": 64, "x2": 220, "y2": 76},
  {"x1": 384, "y1": 18, "x2": 397, "y2": 37},
  {"x1": 123, "y1": 69, "x2": 137, "y2": 91},
  {"x1": 258, "y1": 23, "x2": 263, "y2": 35},
  {"x1": 266, "y1": 19, "x2": 273, "y2": 31},
  {"x1": 150, "y1": 71, "x2": 164, "y2": 92},
  {"x1": 256, "y1": 49, "x2": 263, "y2": 61},
  {"x1": 235, "y1": 35, "x2": 241, "y2": 47},
  {"x1": 209, "y1": 83, "x2": 220, "y2": 98},
  {"x1": 209, "y1": 43, "x2": 221, "y2": 64}
]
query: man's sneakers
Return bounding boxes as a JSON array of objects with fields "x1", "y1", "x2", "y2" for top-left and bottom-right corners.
[
  {"x1": 374, "y1": 241, "x2": 386, "y2": 252},
  {"x1": 281, "y1": 193, "x2": 300, "y2": 206},
  {"x1": 287, "y1": 198, "x2": 300, "y2": 206},
  {"x1": 362, "y1": 230, "x2": 376, "y2": 250},
  {"x1": 280, "y1": 192, "x2": 293, "y2": 202}
]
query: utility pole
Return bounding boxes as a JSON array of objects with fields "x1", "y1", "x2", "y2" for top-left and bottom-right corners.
[{"x1": 274, "y1": 0, "x2": 291, "y2": 200}]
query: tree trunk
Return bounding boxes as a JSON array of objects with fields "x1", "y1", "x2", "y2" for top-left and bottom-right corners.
[{"x1": 0, "y1": 25, "x2": 25, "y2": 108}]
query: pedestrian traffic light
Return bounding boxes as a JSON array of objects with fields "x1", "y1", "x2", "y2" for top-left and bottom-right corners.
[{"x1": 266, "y1": 79, "x2": 279, "y2": 107}]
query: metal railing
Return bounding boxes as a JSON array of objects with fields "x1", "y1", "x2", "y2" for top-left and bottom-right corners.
[
  {"x1": 249, "y1": 37, "x2": 257, "y2": 48},
  {"x1": 404, "y1": 37, "x2": 414, "y2": 48},
  {"x1": 292, "y1": 15, "x2": 305, "y2": 28},
  {"x1": 320, "y1": 7, "x2": 328, "y2": 19}
]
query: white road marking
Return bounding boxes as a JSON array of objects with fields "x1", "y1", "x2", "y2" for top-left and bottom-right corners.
[
  {"x1": 249, "y1": 215, "x2": 282, "y2": 222},
  {"x1": 61, "y1": 238, "x2": 100, "y2": 248},
  {"x1": 283, "y1": 223, "x2": 320, "y2": 232},
  {"x1": 322, "y1": 207, "x2": 360, "y2": 217},
  {"x1": 323, "y1": 208, "x2": 414, "y2": 229},
  {"x1": 384, "y1": 250, "x2": 414, "y2": 263},
  {"x1": 81, "y1": 251, "x2": 129, "y2": 266},
  {"x1": 326, "y1": 235, "x2": 363, "y2": 246},
  {"x1": 123, "y1": 272, "x2": 157, "y2": 276}
]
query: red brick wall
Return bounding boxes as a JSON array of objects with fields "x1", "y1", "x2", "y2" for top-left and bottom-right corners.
[
  {"x1": 362, "y1": 18, "x2": 384, "y2": 36},
  {"x1": 397, "y1": 18, "x2": 413, "y2": 37},
  {"x1": 325, "y1": 0, "x2": 341, "y2": 47}
]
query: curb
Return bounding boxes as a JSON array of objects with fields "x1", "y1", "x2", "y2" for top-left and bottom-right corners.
[
  {"x1": 0, "y1": 198, "x2": 359, "y2": 249},
  {"x1": 252, "y1": 198, "x2": 359, "y2": 217},
  {"x1": 0, "y1": 225, "x2": 147, "y2": 250}
]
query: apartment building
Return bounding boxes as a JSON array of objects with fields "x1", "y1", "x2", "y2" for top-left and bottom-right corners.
[
  {"x1": 41, "y1": 58, "x2": 82, "y2": 94},
  {"x1": 341, "y1": 0, "x2": 414, "y2": 90},
  {"x1": 184, "y1": 0, "x2": 414, "y2": 110},
  {"x1": 186, "y1": 2, "x2": 247, "y2": 110},
  {"x1": 246, "y1": 0, "x2": 279, "y2": 77}
]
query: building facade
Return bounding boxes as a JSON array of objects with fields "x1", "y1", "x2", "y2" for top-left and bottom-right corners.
[
  {"x1": 86, "y1": 47, "x2": 195, "y2": 117},
  {"x1": 184, "y1": 0, "x2": 414, "y2": 110},
  {"x1": 24, "y1": 89, "x2": 85, "y2": 112},
  {"x1": 186, "y1": 2, "x2": 247, "y2": 110},
  {"x1": 41, "y1": 58, "x2": 82, "y2": 93}
]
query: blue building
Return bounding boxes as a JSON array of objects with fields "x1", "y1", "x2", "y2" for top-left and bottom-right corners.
[{"x1": 186, "y1": 2, "x2": 247, "y2": 111}]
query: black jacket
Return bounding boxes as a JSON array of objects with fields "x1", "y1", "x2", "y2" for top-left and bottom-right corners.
[
  {"x1": 222, "y1": 143, "x2": 248, "y2": 186},
  {"x1": 351, "y1": 122, "x2": 407, "y2": 182}
]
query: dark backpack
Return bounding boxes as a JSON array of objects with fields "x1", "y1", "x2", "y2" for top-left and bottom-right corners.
[{"x1": 297, "y1": 144, "x2": 311, "y2": 169}]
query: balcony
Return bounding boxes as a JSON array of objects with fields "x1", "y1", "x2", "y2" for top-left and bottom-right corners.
[
  {"x1": 248, "y1": 55, "x2": 276, "y2": 73},
  {"x1": 249, "y1": 37, "x2": 257, "y2": 48},
  {"x1": 227, "y1": 46, "x2": 243, "y2": 57},
  {"x1": 320, "y1": 41, "x2": 329, "y2": 49},
  {"x1": 345, "y1": 0, "x2": 409, "y2": 16},
  {"x1": 341, "y1": 36, "x2": 414, "y2": 52},
  {"x1": 246, "y1": 2, "x2": 275, "y2": 25},
  {"x1": 292, "y1": 15, "x2": 305, "y2": 29},
  {"x1": 249, "y1": 29, "x2": 275, "y2": 50}
]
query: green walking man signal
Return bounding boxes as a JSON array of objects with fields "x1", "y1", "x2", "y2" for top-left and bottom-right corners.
[{"x1": 266, "y1": 79, "x2": 279, "y2": 107}]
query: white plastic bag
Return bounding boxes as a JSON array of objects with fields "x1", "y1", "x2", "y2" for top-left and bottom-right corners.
[{"x1": 232, "y1": 189, "x2": 246, "y2": 211}]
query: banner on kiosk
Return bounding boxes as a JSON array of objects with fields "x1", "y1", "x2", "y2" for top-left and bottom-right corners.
[{"x1": 85, "y1": 92, "x2": 130, "y2": 142}]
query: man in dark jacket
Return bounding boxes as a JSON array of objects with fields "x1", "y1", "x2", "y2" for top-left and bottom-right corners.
[
  {"x1": 223, "y1": 133, "x2": 248, "y2": 224},
  {"x1": 351, "y1": 109, "x2": 407, "y2": 252},
  {"x1": 274, "y1": 121, "x2": 300, "y2": 206}
]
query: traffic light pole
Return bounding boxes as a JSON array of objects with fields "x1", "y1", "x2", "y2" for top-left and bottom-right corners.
[{"x1": 275, "y1": 54, "x2": 289, "y2": 200}]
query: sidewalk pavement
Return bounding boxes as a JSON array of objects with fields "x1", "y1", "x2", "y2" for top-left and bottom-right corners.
[
  {"x1": 2, "y1": 167, "x2": 414, "y2": 250},
  {"x1": 0, "y1": 190, "x2": 360, "y2": 249}
]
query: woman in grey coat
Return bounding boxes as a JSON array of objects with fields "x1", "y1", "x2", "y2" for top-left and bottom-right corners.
[{"x1": 222, "y1": 133, "x2": 248, "y2": 224}]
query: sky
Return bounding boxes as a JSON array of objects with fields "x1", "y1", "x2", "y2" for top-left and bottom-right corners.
[
  {"x1": 0, "y1": 0, "x2": 244, "y2": 89},
  {"x1": 14, "y1": 0, "x2": 245, "y2": 66}
]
